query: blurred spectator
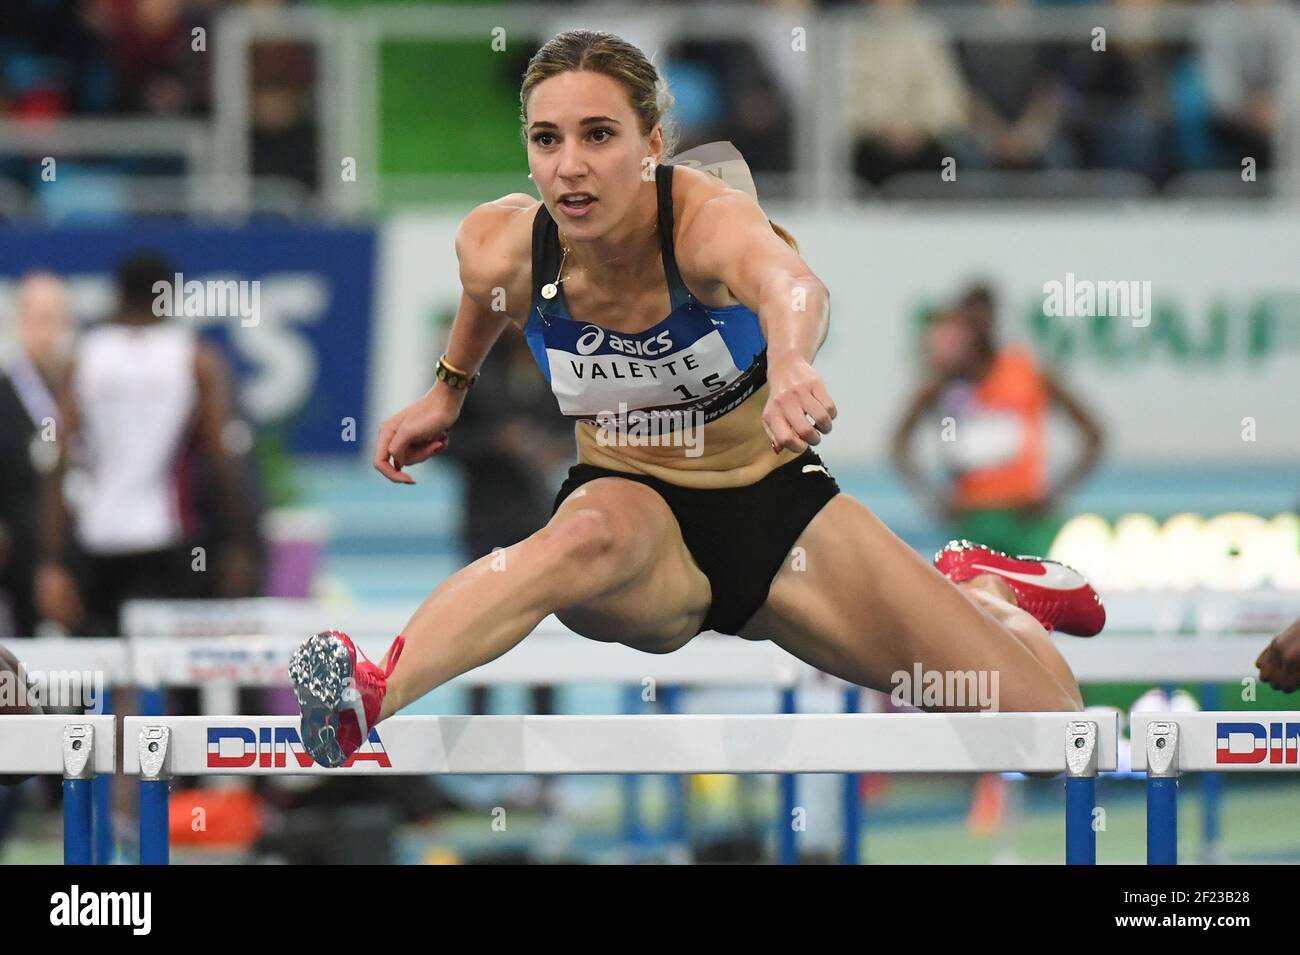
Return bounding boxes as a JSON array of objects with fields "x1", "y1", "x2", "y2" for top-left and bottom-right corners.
[
  {"x1": 1198, "y1": 0, "x2": 1298, "y2": 173},
  {"x1": 1058, "y1": 0, "x2": 1173, "y2": 182},
  {"x1": 847, "y1": 0, "x2": 971, "y2": 187},
  {"x1": 102, "y1": 0, "x2": 195, "y2": 114},
  {"x1": 444, "y1": 328, "x2": 573, "y2": 562},
  {"x1": 0, "y1": 0, "x2": 116, "y2": 117},
  {"x1": 0, "y1": 273, "x2": 72, "y2": 638},
  {"x1": 250, "y1": 28, "x2": 319, "y2": 190},
  {"x1": 178, "y1": 389, "x2": 268, "y2": 602},
  {"x1": 891, "y1": 283, "x2": 1104, "y2": 557},
  {"x1": 0, "y1": 0, "x2": 220, "y2": 118},
  {"x1": 956, "y1": 0, "x2": 1076, "y2": 172},
  {"x1": 36, "y1": 251, "x2": 259, "y2": 636},
  {"x1": 664, "y1": 38, "x2": 794, "y2": 176}
]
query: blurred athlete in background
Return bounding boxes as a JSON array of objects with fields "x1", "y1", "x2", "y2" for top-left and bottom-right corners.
[
  {"x1": 892, "y1": 283, "x2": 1104, "y2": 557},
  {"x1": 37, "y1": 252, "x2": 259, "y2": 636}
]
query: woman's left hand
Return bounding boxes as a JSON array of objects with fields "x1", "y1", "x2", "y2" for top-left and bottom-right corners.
[{"x1": 763, "y1": 357, "x2": 836, "y2": 454}]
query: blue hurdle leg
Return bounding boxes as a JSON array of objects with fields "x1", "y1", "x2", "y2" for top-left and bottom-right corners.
[
  {"x1": 842, "y1": 687, "x2": 862, "y2": 865},
  {"x1": 621, "y1": 685, "x2": 647, "y2": 857},
  {"x1": 661, "y1": 686, "x2": 689, "y2": 852},
  {"x1": 1065, "y1": 776, "x2": 1097, "y2": 865},
  {"x1": 778, "y1": 687, "x2": 798, "y2": 865},
  {"x1": 92, "y1": 687, "x2": 114, "y2": 864},
  {"x1": 1147, "y1": 777, "x2": 1178, "y2": 864},
  {"x1": 136, "y1": 724, "x2": 172, "y2": 865},
  {"x1": 63, "y1": 779, "x2": 93, "y2": 865},
  {"x1": 92, "y1": 775, "x2": 112, "y2": 865},
  {"x1": 1198, "y1": 683, "x2": 1221, "y2": 863},
  {"x1": 139, "y1": 780, "x2": 170, "y2": 865},
  {"x1": 1064, "y1": 720, "x2": 1100, "y2": 865},
  {"x1": 1144, "y1": 720, "x2": 1180, "y2": 865}
]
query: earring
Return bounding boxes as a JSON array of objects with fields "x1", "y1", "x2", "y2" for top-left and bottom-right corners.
[{"x1": 527, "y1": 173, "x2": 533, "y2": 180}]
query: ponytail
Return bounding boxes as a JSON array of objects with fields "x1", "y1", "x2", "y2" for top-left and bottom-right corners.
[{"x1": 769, "y1": 219, "x2": 799, "y2": 254}]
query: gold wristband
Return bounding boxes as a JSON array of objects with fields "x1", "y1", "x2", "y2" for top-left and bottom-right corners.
[
  {"x1": 439, "y1": 354, "x2": 471, "y2": 377},
  {"x1": 435, "y1": 354, "x2": 478, "y2": 390}
]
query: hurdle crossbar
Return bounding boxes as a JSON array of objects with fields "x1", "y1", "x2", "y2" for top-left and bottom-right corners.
[
  {"x1": 0, "y1": 715, "x2": 117, "y2": 775},
  {"x1": 123, "y1": 712, "x2": 1118, "y2": 776},
  {"x1": 1130, "y1": 711, "x2": 1300, "y2": 773},
  {"x1": 0, "y1": 716, "x2": 117, "y2": 864},
  {"x1": 123, "y1": 712, "x2": 1113, "y2": 865}
]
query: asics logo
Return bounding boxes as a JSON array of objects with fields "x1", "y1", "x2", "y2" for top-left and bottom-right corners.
[
  {"x1": 574, "y1": 324, "x2": 675, "y2": 357},
  {"x1": 575, "y1": 325, "x2": 605, "y2": 355},
  {"x1": 970, "y1": 562, "x2": 1084, "y2": 591}
]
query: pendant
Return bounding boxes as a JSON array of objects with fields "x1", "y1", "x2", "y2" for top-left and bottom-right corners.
[{"x1": 542, "y1": 283, "x2": 558, "y2": 300}]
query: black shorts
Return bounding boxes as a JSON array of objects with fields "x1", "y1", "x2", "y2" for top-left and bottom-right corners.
[{"x1": 551, "y1": 448, "x2": 841, "y2": 636}]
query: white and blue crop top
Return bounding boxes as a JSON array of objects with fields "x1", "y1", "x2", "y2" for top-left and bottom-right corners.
[{"x1": 524, "y1": 163, "x2": 768, "y2": 432}]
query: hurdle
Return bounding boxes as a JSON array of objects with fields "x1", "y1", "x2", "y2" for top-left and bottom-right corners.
[
  {"x1": 116, "y1": 595, "x2": 1282, "y2": 863},
  {"x1": 1130, "y1": 711, "x2": 1300, "y2": 865},
  {"x1": 112, "y1": 594, "x2": 1294, "y2": 863},
  {"x1": 0, "y1": 716, "x2": 116, "y2": 863},
  {"x1": 121, "y1": 712, "x2": 1116, "y2": 865},
  {"x1": 0, "y1": 639, "x2": 129, "y2": 865}
]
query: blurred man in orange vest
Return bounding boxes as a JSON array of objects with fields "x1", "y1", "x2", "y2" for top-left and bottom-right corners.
[{"x1": 892, "y1": 283, "x2": 1104, "y2": 557}]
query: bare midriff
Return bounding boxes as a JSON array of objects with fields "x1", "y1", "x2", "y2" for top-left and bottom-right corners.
[{"x1": 573, "y1": 383, "x2": 800, "y2": 489}]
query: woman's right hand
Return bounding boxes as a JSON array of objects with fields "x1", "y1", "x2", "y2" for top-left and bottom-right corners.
[{"x1": 374, "y1": 387, "x2": 462, "y2": 484}]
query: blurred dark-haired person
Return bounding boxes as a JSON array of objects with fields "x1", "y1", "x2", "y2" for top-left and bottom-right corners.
[
  {"x1": 0, "y1": 272, "x2": 72, "y2": 638},
  {"x1": 35, "y1": 252, "x2": 258, "y2": 636},
  {"x1": 891, "y1": 285, "x2": 1104, "y2": 557},
  {"x1": 1257, "y1": 619, "x2": 1300, "y2": 694},
  {"x1": 1199, "y1": 0, "x2": 1295, "y2": 174},
  {"x1": 847, "y1": 0, "x2": 971, "y2": 188},
  {"x1": 956, "y1": 0, "x2": 1075, "y2": 174}
]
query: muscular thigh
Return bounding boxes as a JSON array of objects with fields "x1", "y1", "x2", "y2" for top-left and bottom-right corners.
[
  {"x1": 549, "y1": 477, "x2": 711, "y2": 652},
  {"x1": 739, "y1": 494, "x2": 1053, "y2": 702}
]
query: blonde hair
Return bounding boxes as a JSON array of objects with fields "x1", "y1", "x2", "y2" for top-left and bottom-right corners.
[{"x1": 519, "y1": 30, "x2": 678, "y2": 158}]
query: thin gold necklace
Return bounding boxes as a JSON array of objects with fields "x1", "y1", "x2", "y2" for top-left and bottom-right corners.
[{"x1": 541, "y1": 221, "x2": 658, "y2": 301}]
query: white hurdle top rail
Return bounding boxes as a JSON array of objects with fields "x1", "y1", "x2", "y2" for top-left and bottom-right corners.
[
  {"x1": 126, "y1": 630, "x2": 806, "y2": 688},
  {"x1": 1051, "y1": 634, "x2": 1272, "y2": 683},
  {"x1": 2, "y1": 632, "x2": 1279, "y2": 691},
  {"x1": 0, "y1": 638, "x2": 131, "y2": 686},
  {"x1": 122, "y1": 712, "x2": 1119, "y2": 776},
  {"x1": 0, "y1": 715, "x2": 117, "y2": 775}
]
